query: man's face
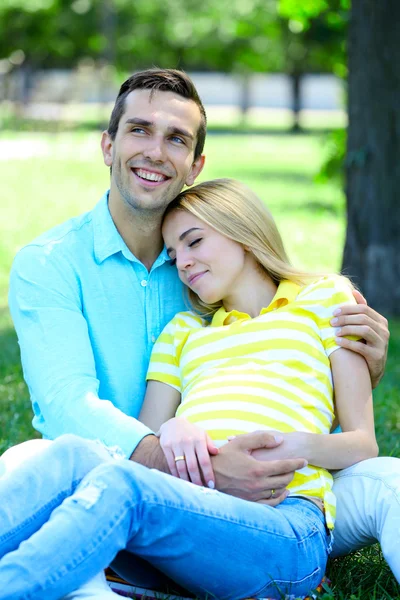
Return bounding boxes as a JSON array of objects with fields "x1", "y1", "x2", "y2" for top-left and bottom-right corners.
[{"x1": 101, "y1": 89, "x2": 205, "y2": 215}]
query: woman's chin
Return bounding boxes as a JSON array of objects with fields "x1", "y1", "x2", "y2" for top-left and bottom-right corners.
[{"x1": 198, "y1": 293, "x2": 222, "y2": 305}]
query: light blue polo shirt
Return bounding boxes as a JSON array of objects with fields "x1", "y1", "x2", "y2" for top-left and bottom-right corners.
[{"x1": 9, "y1": 192, "x2": 186, "y2": 457}]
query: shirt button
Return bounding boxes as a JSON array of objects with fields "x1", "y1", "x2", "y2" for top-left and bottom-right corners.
[
  {"x1": 140, "y1": 279, "x2": 148, "y2": 287},
  {"x1": 151, "y1": 335, "x2": 156, "y2": 343}
]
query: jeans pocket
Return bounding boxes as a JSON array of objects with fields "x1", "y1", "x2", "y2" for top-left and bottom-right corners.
[{"x1": 254, "y1": 565, "x2": 323, "y2": 599}]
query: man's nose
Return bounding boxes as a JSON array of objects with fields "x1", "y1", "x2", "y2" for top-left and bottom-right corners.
[{"x1": 142, "y1": 136, "x2": 166, "y2": 162}]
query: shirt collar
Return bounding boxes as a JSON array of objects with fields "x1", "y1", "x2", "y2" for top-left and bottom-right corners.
[
  {"x1": 211, "y1": 280, "x2": 301, "y2": 327},
  {"x1": 93, "y1": 191, "x2": 171, "y2": 268}
]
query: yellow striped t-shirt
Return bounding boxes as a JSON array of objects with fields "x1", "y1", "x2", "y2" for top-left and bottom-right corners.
[{"x1": 146, "y1": 275, "x2": 356, "y2": 529}]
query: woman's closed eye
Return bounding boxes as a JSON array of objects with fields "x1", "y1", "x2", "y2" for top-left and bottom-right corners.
[{"x1": 188, "y1": 238, "x2": 202, "y2": 248}]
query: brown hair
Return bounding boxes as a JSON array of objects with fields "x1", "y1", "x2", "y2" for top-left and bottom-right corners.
[{"x1": 107, "y1": 68, "x2": 207, "y2": 160}]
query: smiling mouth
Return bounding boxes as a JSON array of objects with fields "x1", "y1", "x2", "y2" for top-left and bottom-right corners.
[
  {"x1": 132, "y1": 168, "x2": 170, "y2": 185},
  {"x1": 188, "y1": 271, "x2": 208, "y2": 286}
]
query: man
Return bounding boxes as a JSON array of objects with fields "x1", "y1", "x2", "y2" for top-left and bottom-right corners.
[{"x1": 7, "y1": 69, "x2": 398, "y2": 596}]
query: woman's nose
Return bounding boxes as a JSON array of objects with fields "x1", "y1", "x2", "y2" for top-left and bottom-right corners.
[{"x1": 176, "y1": 251, "x2": 194, "y2": 271}]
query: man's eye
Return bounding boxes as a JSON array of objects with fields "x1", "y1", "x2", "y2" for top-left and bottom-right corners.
[
  {"x1": 171, "y1": 136, "x2": 184, "y2": 144},
  {"x1": 131, "y1": 127, "x2": 145, "y2": 134},
  {"x1": 189, "y1": 238, "x2": 202, "y2": 247}
]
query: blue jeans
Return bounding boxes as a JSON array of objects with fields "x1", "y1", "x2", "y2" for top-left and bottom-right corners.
[{"x1": 0, "y1": 435, "x2": 331, "y2": 600}]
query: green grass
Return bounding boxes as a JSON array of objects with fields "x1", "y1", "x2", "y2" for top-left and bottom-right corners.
[{"x1": 0, "y1": 131, "x2": 399, "y2": 599}]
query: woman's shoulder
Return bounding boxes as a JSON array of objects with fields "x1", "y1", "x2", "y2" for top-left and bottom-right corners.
[
  {"x1": 297, "y1": 274, "x2": 355, "y2": 305},
  {"x1": 165, "y1": 310, "x2": 208, "y2": 332}
]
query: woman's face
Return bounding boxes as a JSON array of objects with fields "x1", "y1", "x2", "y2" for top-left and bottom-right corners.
[{"x1": 162, "y1": 209, "x2": 249, "y2": 305}]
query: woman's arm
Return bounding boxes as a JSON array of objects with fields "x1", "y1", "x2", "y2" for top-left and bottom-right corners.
[
  {"x1": 252, "y1": 348, "x2": 378, "y2": 470},
  {"x1": 139, "y1": 381, "x2": 218, "y2": 486},
  {"x1": 139, "y1": 380, "x2": 181, "y2": 431}
]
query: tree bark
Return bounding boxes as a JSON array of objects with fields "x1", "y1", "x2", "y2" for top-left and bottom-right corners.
[
  {"x1": 290, "y1": 69, "x2": 302, "y2": 132},
  {"x1": 343, "y1": 0, "x2": 400, "y2": 316}
]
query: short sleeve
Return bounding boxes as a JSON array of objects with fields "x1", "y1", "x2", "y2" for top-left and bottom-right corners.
[
  {"x1": 297, "y1": 275, "x2": 359, "y2": 357},
  {"x1": 146, "y1": 311, "x2": 205, "y2": 390}
]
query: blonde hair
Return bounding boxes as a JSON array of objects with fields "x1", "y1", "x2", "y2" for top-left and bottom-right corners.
[{"x1": 164, "y1": 179, "x2": 343, "y2": 316}]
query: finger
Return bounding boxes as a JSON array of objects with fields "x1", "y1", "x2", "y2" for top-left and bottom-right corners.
[
  {"x1": 263, "y1": 473, "x2": 297, "y2": 490},
  {"x1": 332, "y1": 312, "x2": 381, "y2": 331},
  {"x1": 352, "y1": 289, "x2": 367, "y2": 305},
  {"x1": 333, "y1": 303, "x2": 387, "y2": 326},
  {"x1": 332, "y1": 315, "x2": 388, "y2": 344},
  {"x1": 163, "y1": 447, "x2": 180, "y2": 479},
  {"x1": 236, "y1": 430, "x2": 283, "y2": 451},
  {"x1": 257, "y1": 490, "x2": 289, "y2": 506},
  {"x1": 173, "y1": 449, "x2": 190, "y2": 481},
  {"x1": 196, "y1": 444, "x2": 216, "y2": 488},
  {"x1": 264, "y1": 486, "x2": 287, "y2": 500},
  {"x1": 206, "y1": 433, "x2": 219, "y2": 455},
  {"x1": 334, "y1": 336, "x2": 378, "y2": 359},
  {"x1": 258, "y1": 458, "x2": 307, "y2": 477},
  {"x1": 334, "y1": 324, "x2": 380, "y2": 345},
  {"x1": 183, "y1": 446, "x2": 203, "y2": 486},
  {"x1": 250, "y1": 472, "x2": 298, "y2": 496}
]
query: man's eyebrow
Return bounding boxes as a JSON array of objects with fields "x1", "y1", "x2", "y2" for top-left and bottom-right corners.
[
  {"x1": 167, "y1": 126, "x2": 194, "y2": 141},
  {"x1": 166, "y1": 227, "x2": 203, "y2": 255},
  {"x1": 124, "y1": 119, "x2": 194, "y2": 141},
  {"x1": 125, "y1": 118, "x2": 153, "y2": 127}
]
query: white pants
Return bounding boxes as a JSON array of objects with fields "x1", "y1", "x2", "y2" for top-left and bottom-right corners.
[
  {"x1": 331, "y1": 456, "x2": 400, "y2": 578},
  {"x1": 2, "y1": 441, "x2": 399, "y2": 599}
]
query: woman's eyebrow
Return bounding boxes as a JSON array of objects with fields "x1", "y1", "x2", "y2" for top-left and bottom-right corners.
[
  {"x1": 166, "y1": 227, "x2": 203, "y2": 255},
  {"x1": 179, "y1": 227, "x2": 202, "y2": 241}
]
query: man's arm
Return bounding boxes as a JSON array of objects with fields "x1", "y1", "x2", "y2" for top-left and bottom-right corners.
[
  {"x1": 9, "y1": 246, "x2": 151, "y2": 458},
  {"x1": 331, "y1": 289, "x2": 389, "y2": 388}
]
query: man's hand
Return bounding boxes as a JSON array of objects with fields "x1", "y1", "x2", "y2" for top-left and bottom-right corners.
[
  {"x1": 129, "y1": 434, "x2": 170, "y2": 473},
  {"x1": 211, "y1": 431, "x2": 307, "y2": 506},
  {"x1": 331, "y1": 289, "x2": 389, "y2": 388}
]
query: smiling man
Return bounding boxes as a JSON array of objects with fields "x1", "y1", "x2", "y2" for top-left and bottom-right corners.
[{"x1": 7, "y1": 69, "x2": 399, "y2": 597}]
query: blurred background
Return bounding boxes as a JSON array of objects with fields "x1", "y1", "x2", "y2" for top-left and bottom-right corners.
[{"x1": 0, "y1": 1, "x2": 399, "y2": 596}]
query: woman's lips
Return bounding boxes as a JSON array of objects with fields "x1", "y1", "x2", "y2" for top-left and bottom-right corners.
[{"x1": 188, "y1": 271, "x2": 207, "y2": 286}]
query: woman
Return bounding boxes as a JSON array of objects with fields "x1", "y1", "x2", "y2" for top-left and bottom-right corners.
[{"x1": 0, "y1": 179, "x2": 377, "y2": 600}]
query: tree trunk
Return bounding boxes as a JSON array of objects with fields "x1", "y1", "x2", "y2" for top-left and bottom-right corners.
[
  {"x1": 343, "y1": 0, "x2": 400, "y2": 316},
  {"x1": 239, "y1": 73, "x2": 251, "y2": 125},
  {"x1": 290, "y1": 70, "x2": 302, "y2": 132}
]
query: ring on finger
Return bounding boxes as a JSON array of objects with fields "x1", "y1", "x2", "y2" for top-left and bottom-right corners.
[
  {"x1": 174, "y1": 455, "x2": 186, "y2": 463},
  {"x1": 271, "y1": 488, "x2": 276, "y2": 497}
]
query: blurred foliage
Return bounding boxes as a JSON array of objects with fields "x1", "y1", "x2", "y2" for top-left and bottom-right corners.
[
  {"x1": 278, "y1": 0, "x2": 349, "y2": 77},
  {"x1": 0, "y1": 0, "x2": 348, "y2": 80},
  {"x1": 316, "y1": 128, "x2": 346, "y2": 185}
]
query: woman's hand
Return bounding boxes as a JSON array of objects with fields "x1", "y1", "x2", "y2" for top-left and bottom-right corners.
[{"x1": 158, "y1": 417, "x2": 219, "y2": 487}]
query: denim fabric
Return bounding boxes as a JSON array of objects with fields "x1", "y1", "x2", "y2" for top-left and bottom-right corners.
[{"x1": 0, "y1": 435, "x2": 331, "y2": 600}]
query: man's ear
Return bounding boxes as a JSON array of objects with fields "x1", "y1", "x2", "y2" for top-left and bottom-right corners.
[
  {"x1": 186, "y1": 154, "x2": 206, "y2": 186},
  {"x1": 101, "y1": 131, "x2": 113, "y2": 167}
]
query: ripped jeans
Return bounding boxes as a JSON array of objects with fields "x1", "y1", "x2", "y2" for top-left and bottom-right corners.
[{"x1": 0, "y1": 435, "x2": 331, "y2": 600}]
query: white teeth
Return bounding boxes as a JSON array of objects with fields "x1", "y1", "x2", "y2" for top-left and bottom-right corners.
[{"x1": 136, "y1": 169, "x2": 166, "y2": 182}]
